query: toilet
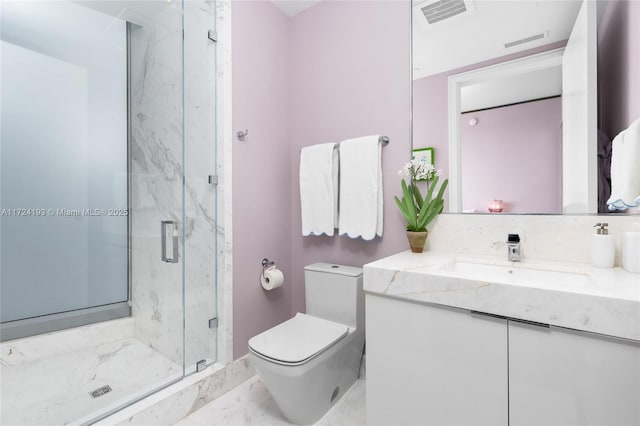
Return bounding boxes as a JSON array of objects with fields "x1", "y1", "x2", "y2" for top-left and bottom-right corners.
[{"x1": 248, "y1": 263, "x2": 364, "y2": 425}]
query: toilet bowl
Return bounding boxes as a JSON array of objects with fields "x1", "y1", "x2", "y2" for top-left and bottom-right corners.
[{"x1": 248, "y1": 263, "x2": 364, "y2": 425}]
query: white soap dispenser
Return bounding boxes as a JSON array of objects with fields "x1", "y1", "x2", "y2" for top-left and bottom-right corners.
[
  {"x1": 622, "y1": 222, "x2": 640, "y2": 274},
  {"x1": 592, "y1": 222, "x2": 615, "y2": 268}
]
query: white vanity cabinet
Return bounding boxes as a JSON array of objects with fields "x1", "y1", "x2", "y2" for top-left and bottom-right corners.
[
  {"x1": 509, "y1": 320, "x2": 640, "y2": 426},
  {"x1": 365, "y1": 250, "x2": 640, "y2": 425},
  {"x1": 366, "y1": 293, "x2": 640, "y2": 426},
  {"x1": 366, "y1": 293, "x2": 508, "y2": 426}
]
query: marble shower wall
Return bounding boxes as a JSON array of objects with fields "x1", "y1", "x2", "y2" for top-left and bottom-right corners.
[
  {"x1": 130, "y1": 3, "x2": 184, "y2": 366},
  {"x1": 214, "y1": 0, "x2": 234, "y2": 366},
  {"x1": 130, "y1": 0, "x2": 220, "y2": 368}
]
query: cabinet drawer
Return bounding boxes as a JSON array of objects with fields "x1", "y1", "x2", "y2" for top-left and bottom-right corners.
[
  {"x1": 509, "y1": 321, "x2": 640, "y2": 426},
  {"x1": 366, "y1": 294, "x2": 508, "y2": 426}
]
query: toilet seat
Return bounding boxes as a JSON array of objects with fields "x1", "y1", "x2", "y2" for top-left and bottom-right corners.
[{"x1": 248, "y1": 313, "x2": 349, "y2": 366}]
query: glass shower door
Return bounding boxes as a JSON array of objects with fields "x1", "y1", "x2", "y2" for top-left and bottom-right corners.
[
  {"x1": 0, "y1": 0, "x2": 129, "y2": 339},
  {"x1": 0, "y1": 0, "x2": 188, "y2": 424},
  {"x1": 128, "y1": 0, "x2": 186, "y2": 378},
  {"x1": 183, "y1": 0, "x2": 219, "y2": 373},
  {"x1": 1, "y1": 0, "x2": 219, "y2": 422}
]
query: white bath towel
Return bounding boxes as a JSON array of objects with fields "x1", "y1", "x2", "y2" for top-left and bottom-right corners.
[
  {"x1": 607, "y1": 118, "x2": 640, "y2": 210},
  {"x1": 300, "y1": 143, "x2": 339, "y2": 236},
  {"x1": 338, "y1": 135, "x2": 383, "y2": 240}
]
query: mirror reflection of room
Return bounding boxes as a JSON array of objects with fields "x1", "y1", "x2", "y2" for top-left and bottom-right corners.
[{"x1": 412, "y1": 0, "x2": 639, "y2": 215}]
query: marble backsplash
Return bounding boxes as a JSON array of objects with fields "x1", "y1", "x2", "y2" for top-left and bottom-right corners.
[{"x1": 427, "y1": 213, "x2": 640, "y2": 266}]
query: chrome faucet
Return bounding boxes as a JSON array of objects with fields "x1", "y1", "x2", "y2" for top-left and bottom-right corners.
[{"x1": 507, "y1": 234, "x2": 521, "y2": 262}]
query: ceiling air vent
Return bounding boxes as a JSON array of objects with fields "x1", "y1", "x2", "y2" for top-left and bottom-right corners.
[
  {"x1": 504, "y1": 32, "x2": 547, "y2": 49},
  {"x1": 421, "y1": 0, "x2": 469, "y2": 24}
]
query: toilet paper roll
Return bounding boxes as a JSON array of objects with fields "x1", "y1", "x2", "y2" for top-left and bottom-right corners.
[{"x1": 261, "y1": 267, "x2": 284, "y2": 290}]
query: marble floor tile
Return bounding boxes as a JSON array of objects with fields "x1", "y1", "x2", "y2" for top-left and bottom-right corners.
[
  {"x1": 1, "y1": 337, "x2": 181, "y2": 426},
  {"x1": 175, "y1": 376, "x2": 366, "y2": 426}
]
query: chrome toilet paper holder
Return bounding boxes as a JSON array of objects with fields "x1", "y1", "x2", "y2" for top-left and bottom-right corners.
[{"x1": 262, "y1": 258, "x2": 275, "y2": 278}]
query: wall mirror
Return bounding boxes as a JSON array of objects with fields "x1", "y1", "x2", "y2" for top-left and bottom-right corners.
[{"x1": 412, "y1": 0, "x2": 639, "y2": 215}]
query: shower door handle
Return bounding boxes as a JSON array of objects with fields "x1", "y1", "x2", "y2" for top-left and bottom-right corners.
[{"x1": 161, "y1": 220, "x2": 179, "y2": 263}]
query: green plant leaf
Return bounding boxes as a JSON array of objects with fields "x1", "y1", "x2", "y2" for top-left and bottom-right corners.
[
  {"x1": 394, "y1": 195, "x2": 413, "y2": 224},
  {"x1": 424, "y1": 175, "x2": 439, "y2": 205},
  {"x1": 400, "y1": 179, "x2": 418, "y2": 229},
  {"x1": 395, "y1": 174, "x2": 449, "y2": 232},
  {"x1": 435, "y1": 178, "x2": 449, "y2": 214},
  {"x1": 412, "y1": 182, "x2": 424, "y2": 209},
  {"x1": 416, "y1": 201, "x2": 431, "y2": 230},
  {"x1": 404, "y1": 197, "x2": 417, "y2": 229},
  {"x1": 415, "y1": 177, "x2": 448, "y2": 230},
  {"x1": 419, "y1": 199, "x2": 444, "y2": 230}
]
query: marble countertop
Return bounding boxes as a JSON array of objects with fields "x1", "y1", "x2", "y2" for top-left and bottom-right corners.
[{"x1": 364, "y1": 251, "x2": 640, "y2": 342}]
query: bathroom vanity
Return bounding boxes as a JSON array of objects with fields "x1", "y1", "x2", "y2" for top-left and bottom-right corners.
[{"x1": 364, "y1": 251, "x2": 640, "y2": 426}]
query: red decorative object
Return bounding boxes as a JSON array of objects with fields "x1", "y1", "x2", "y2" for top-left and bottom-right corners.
[{"x1": 488, "y1": 199, "x2": 504, "y2": 213}]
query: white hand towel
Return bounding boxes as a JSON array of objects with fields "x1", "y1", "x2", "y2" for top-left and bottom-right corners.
[
  {"x1": 607, "y1": 118, "x2": 640, "y2": 210},
  {"x1": 300, "y1": 143, "x2": 339, "y2": 236},
  {"x1": 338, "y1": 135, "x2": 383, "y2": 240}
]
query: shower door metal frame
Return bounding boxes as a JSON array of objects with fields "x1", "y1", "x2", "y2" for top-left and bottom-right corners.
[{"x1": 0, "y1": 302, "x2": 131, "y2": 342}]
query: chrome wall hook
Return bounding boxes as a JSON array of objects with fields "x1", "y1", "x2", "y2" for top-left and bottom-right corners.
[{"x1": 236, "y1": 129, "x2": 248, "y2": 141}]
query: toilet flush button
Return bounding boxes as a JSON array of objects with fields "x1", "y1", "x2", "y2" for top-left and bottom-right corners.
[{"x1": 331, "y1": 265, "x2": 339, "y2": 268}]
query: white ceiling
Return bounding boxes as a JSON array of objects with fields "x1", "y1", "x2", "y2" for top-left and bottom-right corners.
[
  {"x1": 73, "y1": 0, "x2": 579, "y2": 112},
  {"x1": 70, "y1": 1, "x2": 179, "y2": 27},
  {"x1": 271, "y1": 0, "x2": 322, "y2": 17},
  {"x1": 412, "y1": 0, "x2": 582, "y2": 79},
  {"x1": 461, "y1": 65, "x2": 562, "y2": 112}
]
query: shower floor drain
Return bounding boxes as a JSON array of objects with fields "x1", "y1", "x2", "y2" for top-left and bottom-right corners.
[{"x1": 89, "y1": 385, "x2": 112, "y2": 398}]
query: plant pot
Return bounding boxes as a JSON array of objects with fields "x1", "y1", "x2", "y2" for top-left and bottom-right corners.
[{"x1": 406, "y1": 230, "x2": 428, "y2": 253}]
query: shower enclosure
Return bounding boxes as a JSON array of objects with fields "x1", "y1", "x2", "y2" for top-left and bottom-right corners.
[{"x1": 0, "y1": 0, "x2": 220, "y2": 424}]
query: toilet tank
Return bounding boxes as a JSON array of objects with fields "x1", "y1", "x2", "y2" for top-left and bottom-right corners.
[{"x1": 304, "y1": 263, "x2": 363, "y2": 329}]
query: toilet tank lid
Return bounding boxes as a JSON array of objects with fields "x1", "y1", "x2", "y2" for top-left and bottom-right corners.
[{"x1": 304, "y1": 263, "x2": 362, "y2": 277}]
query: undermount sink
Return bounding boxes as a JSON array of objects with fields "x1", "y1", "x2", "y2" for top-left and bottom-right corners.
[
  {"x1": 453, "y1": 261, "x2": 592, "y2": 288},
  {"x1": 420, "y1": 258, "x2": 595, "y2": 291}
]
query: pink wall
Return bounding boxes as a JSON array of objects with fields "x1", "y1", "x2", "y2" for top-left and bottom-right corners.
[
  {"x1": 598, "y1": 0, "x2": 640, "y2": 138},
  {"x1": 288, "y1": 0, "x2": 411, "y2": 316},
  {"x1": 412, "y1": 41, "x2": 567, "y2": 208},
  {"x1": 232, "y1": 1, "x2": 292, "y2": 358},
  {"x1": 460, "y1": 98, "x2": 562, "y2": 214},
  {"x1": 413, "y1": 72, "x2": 449, "y2": 180},
  {"x1": 232, "y1": 0, "x2": 411, "y2": 359},
  {"x1": 230, "y1": 1, "x2": 639, "y2": 359}
]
